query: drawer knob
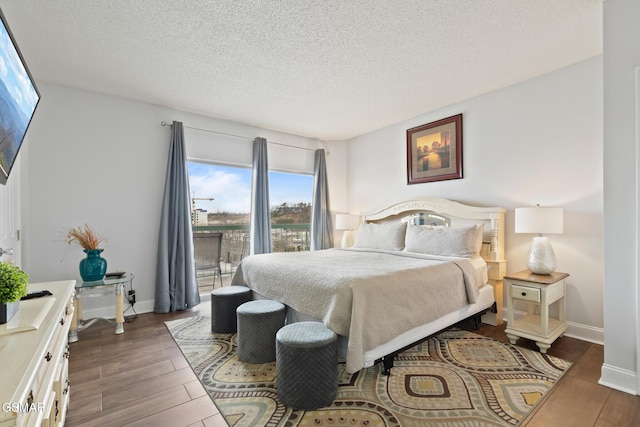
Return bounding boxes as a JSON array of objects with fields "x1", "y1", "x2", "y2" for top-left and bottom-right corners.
[
  {"x1": 521, "y1": 292, "x2": 527, "y2": 297},
  {"x1": 45, "y1": 352, "x2": 53, "y2": 362},
  {"x1": 60, "y1": 317, "x2": 65, "y2": 325}
]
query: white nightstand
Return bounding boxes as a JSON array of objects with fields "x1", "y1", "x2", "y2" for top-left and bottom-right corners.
[{"x1": 504, "y1": 269, "x2": 569, "y2": 353}]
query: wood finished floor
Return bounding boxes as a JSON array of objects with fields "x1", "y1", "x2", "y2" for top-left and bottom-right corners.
[{"x1": 65, "y1": 306, "x2": 640, "y2": 427}]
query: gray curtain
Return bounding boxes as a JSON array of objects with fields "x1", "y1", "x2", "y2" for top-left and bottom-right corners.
[
  {"x1": 311, "y1": 149, "x2": 333, "y2": 250},
  {"x1": 154, "y1": 121, "x2": 200, "y2": 313},
  {"x1": 250, "y1": 137, "x2": 272, "y2": 255}
]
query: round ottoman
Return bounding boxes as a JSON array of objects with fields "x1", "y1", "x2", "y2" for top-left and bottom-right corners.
[
  {"x1": 237, "y1": 300, "x2": 287, "y2": 363},
  {"x1": 276, "y1": 321, "x2": 338, "y2": 410},
  {"x1": 210, "y1": 286, "x2": 252, "y2": 333}
]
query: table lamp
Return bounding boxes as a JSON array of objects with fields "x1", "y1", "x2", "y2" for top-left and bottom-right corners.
[
  {"x1": 335, "y1": 214, "x2": 360, "y2": 248},
  {"x1": 515, "y1": 205, "x2": 563, "y2": 275}
]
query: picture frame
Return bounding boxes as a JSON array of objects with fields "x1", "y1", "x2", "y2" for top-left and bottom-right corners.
[{"x1": 406, "y1": 114, "x2": 462, "y2": 185}]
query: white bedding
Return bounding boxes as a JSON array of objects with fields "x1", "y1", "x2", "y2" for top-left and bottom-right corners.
[{"x1": 231, "y1": 248, "x2": 490, "y2": 373}]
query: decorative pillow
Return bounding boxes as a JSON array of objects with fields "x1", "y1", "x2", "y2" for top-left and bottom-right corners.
[
  {"x1": 473, "y1": 223, "x2": 485, "y2": 255},
  {"x1": 352, "y1": 222, "x2": 407, "y2": 251},
  {"x1": 404, "y1": 224, "x2": 478, "y2": 257}
]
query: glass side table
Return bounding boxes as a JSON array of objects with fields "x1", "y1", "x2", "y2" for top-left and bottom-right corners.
[{"x1": 69, "y1": 273, "x2": 134, "y2": 343}]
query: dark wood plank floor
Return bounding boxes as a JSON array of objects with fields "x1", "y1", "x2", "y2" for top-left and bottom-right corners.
[{"x1": 65, "y1": 307, "x2": 640, "y2": 427}]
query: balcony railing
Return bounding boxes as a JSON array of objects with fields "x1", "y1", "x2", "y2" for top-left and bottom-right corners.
[
  {"x1": 193, "y1": 224, "x2": 311, "y2": 295},
  {"x1": 192, "y1": 223, "x2": 310, "y2": 272},
  {"x1": 192, "y1": 223, "x2": 311, "y2": 294}
]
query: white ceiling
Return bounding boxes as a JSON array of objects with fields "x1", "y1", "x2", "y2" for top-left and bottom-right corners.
[{"x1": 0, "y1": 0, "x2": 602, "y2": 141}]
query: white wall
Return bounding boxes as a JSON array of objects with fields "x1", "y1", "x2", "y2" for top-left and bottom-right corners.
[
  {"x1": 601, "y1": 0, "x2": 640, "y2": 394},
  {"x1": 22, "y1": 83, "x2": 170, "y2": 317},
  {"x1": 347, "y1": 57, "x2": 604, "y2": 343},
  {"x1": 21, "y1": 82, "x2": 347, "y2": 315}
]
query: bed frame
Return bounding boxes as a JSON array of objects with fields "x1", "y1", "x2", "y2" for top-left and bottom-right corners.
[{"x1": 362, "y1": 198, "x2": 507, "y2": 372}]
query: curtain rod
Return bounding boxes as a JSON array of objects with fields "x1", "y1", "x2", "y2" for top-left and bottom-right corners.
[{"x1": 161, "y1": 121, "x2": 320, "y2": 153}]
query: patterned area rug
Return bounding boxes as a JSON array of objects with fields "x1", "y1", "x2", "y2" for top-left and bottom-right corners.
[{"x1": 166, "y1": 316, "x2": 571, "y2": 427}]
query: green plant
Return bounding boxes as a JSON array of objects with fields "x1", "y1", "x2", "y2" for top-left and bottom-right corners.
[
  {"x1": 0, "y1": 262, "x2": 29, "y2": 303},
  {"x1": 66, "y1": 224, "x2": 106, "y2": 250}
]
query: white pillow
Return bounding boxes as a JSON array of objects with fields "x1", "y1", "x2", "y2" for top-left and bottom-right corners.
[
  {"x1": 473, "y1": 223, "x2": 485, "y2": 255},
  {"x1": 404, "y1": 224, "x2": 478, "y2": 257},
  {"x1": 352, "y1": 222, "x2": 407, "y2": 251}
]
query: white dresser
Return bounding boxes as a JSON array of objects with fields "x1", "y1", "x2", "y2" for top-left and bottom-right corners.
[{"x1": 0, "y1": 281, "x2": 75, "y2": 427}]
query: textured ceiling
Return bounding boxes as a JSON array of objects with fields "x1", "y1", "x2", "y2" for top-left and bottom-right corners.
[{"x1": 0, "y1": 0, "x2": 602, "y2": 140}]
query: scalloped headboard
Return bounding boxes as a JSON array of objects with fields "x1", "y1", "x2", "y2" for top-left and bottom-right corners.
[{"x1": 362, "y1": 198, "x2": 506, "y2": 262}]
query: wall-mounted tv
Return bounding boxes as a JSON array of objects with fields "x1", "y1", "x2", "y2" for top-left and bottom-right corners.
[{"x1": 0, "y1": 7, "x2": 39, "y2": 185}]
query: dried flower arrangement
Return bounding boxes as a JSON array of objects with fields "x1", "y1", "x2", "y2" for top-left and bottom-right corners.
[{"x1": 66, "y1": 224, "x2": 106, "y2": 250}]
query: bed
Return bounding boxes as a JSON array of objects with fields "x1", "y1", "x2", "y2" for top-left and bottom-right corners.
[{"x1": 231, "y1": 198, "x2": 507, "y2": 373}]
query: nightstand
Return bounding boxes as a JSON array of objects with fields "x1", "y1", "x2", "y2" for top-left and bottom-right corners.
[{"x1": 504, "y1": 269, "x2": 569, "y2": 353}]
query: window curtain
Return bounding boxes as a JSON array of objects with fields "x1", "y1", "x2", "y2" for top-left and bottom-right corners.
[
  {"x1": 250, "y1": 137, "x2": 272, "y2": 255},
  {"x1": 311, "y1": 149, "x2": 333, "y2": 250},
  {"x1": 154, "y1": 121, "x2": 200, "y2": 313}
]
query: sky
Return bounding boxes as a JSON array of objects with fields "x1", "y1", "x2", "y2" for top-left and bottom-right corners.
[
  {"x1": 187, "y1": 162, "x2": 313, "y2": 214},
  {"x1": 0, "y1": 17, "x2": 39, "y2": 120}
]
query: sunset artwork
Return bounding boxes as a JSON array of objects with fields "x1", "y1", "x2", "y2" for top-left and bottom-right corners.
[
  {"x1": 407, "y1": 114, "x2": 462, "y2": 184},
  {"x1": 416, "y1": 130, "x2": 451, "y2": 172}
]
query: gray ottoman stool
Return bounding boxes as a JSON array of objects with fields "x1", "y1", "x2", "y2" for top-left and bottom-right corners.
[
  {"x1": 237, "y1": 300, "x2": 286, "y2": 363},
  {"x1": 210, "y1": 286, "x2": 252, "y2": 333},
  {"x1": 276, "y1": 321, "x2": 338, "y2": 410}
]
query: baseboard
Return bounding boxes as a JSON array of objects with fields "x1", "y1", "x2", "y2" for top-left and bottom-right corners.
[
  {"x1": 565, "y1": 320, "x2": 604, "y2": 345},
  {"x1": 599, "y1": 363, "x2": 638, "y2": 395},
  {"x1": 80, "y1": 299, "x2": 155, "y2": 320},
  {"x1": 79, "y1": 295, "x2": 212, "y2": 320}
]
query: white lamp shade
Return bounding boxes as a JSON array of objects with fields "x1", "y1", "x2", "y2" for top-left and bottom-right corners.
[
  {"x1": 514, "y1": 207, "x2": 563, "y2": 234},
  {"x1": 335, "y1": 214, "x2": 360, "y2": 230}
]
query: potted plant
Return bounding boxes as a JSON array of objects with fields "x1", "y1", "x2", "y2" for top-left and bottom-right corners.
[
  {"x1": 0, "y1": 262, "x2": 29, "y2": 324},
  {"x1": 66, "y1": 224, "x2": 108, "y2": 282}
]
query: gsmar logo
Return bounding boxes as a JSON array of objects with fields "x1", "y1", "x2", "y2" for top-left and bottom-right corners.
[{"x1": 2, "y1": 402, "x2": 45, "y2": 413}]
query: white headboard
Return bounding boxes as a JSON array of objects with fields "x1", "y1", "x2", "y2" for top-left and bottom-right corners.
[{"x1": 362, "y1": 198, "x2": 506, "y2": 262}]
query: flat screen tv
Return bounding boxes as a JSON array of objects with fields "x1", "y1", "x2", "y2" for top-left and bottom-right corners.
[{"x1": 0, "y1": 8, "x2": 39, "y2": 185}]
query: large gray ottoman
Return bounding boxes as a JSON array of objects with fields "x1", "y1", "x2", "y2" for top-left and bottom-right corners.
[
  {"x1": 275, "y1": 321, "x2": 338, "y2": 410},
  {"x1": 210, "y1": 286, "x2": 252, "y2": 333},
  {"x1": 237, "y1": 300, "x2": 286, "y2": 363}
]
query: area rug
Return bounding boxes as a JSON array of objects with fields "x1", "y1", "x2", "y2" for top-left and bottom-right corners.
[{"x1": 166, "y1": 316, "x2": 571, "y2": 427}]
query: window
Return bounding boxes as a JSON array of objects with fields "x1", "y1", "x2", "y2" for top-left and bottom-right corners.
[
  {"x1": 187, "y1": 162, "x2": 252, "y2": 226},
  {"x1": 269, "y1": 170, "x2": 313, "y2": 252},
  {"x1": 187, "y1": 161, "x2": 313, "y2": 253}
]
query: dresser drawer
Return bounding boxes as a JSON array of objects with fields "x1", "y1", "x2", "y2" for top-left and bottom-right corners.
[
  {"x1": 35, "y1": 310, "x2": 68, "y2": 397},
  {"x1": 52, "y1": 345, "x2": 70, "y2": 425},
  {"x1": 511, "y1": 284, "x2": 540, "y2": 303}
]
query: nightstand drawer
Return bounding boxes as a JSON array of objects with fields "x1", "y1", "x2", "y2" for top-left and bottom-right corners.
[{"x1": 511, "y1": 284, "x2": 541, "y2": 303}]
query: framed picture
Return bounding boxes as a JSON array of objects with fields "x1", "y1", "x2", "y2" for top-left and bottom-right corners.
[{"x1": 406, "y1": 114, "x2": 462, "y2": 185}]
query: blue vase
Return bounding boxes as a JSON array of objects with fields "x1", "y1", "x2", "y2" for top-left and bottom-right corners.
[{"x1": 79, "y1": 249, "x2": 107, "y2": 282}]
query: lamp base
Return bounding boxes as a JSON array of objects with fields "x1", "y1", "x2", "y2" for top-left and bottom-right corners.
[
  {"x1": 527, "y1": 236, "x2": 557, "y2": 275},
  {"x1": 341, "y1": 230, "x2": 354, "y2": 248}
]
